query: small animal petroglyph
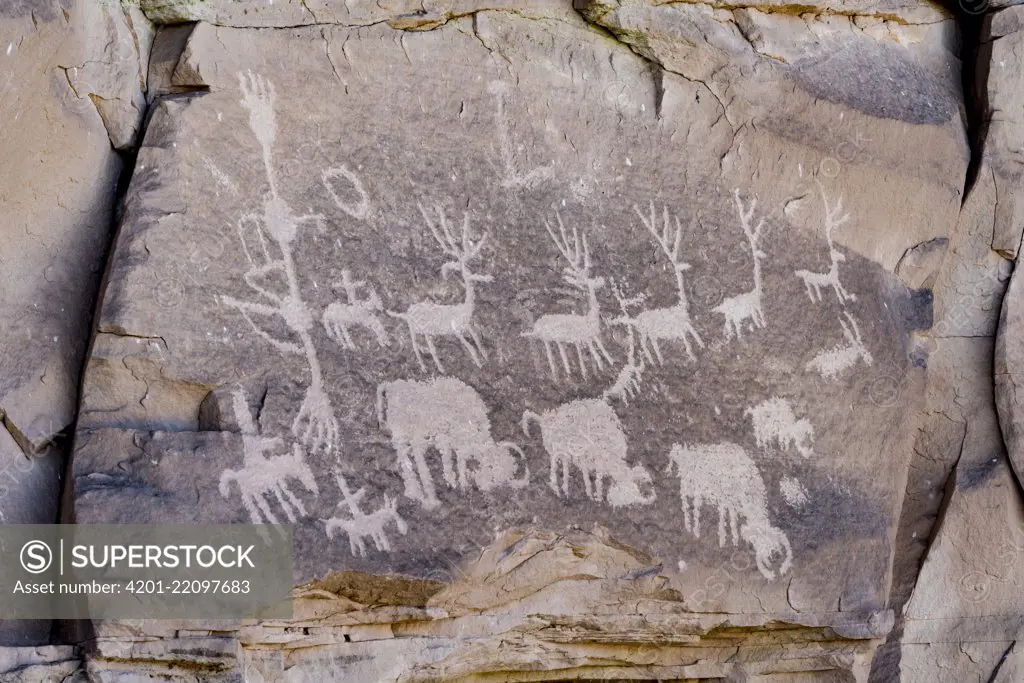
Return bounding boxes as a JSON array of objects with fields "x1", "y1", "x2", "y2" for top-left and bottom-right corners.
[
  {"x1": 522, "y1": 215, "x2": 614, "y2": 381},
  {"x1": 806, "y1": 310, "x2": 873, "y2": 380},
  {"x1": 745, "y1": 397, "x2": 814, "y2": 458},
  {"x1": 219, "y1": 388, "x2": 319, "y2": 527},
  {"x1": 522, "y1": 399, "x2": 655, "y2": 508},
  {"x1": 795, "y1": 184, "x2": 856, "y2": 304},
  {"x1": 713, "y1": 190, "x2": 768, "y2": 341},
  {"x1": 666, "y1": 442, "x2": 792, "y2": 580},
  {"x1": 377, "y1": 377, "x2": 528, "y2": 509},
  {"x1": 617, "y1": 203, "x2": 704, "y2": 362},
  {"x1": 389, "y1": 204, "x2": 493, "y2": 373},
  {"x1": 324, "y1": 472, "x2": 408, "y2": 557},
  {"x1": 322, "y1": 269, "x2": 388, "y2": 350}
]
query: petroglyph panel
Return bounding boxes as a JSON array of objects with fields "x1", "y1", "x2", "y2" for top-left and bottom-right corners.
[{"x1": 74, "y1": 16, "x2": 932, "y2": 615}]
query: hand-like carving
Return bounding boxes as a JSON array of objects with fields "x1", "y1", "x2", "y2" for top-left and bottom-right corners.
[{"x1": 223, "y1": 71, "x2": 343, "y2": 457}]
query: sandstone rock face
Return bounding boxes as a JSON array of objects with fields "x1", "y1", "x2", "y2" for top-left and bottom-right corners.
[
  {"x1": 6, "y1": 0, "x2": 1024, "y2": 680},
  {"x1": 68, "y1": 1, "x2": 964, "y2": 679},
  {"x1": 0, "y1": 0, "x2": 148, "y2": 648}
]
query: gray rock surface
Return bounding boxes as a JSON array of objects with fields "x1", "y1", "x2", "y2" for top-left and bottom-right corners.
[
  {"x1": 6, "y1": 0, "x2": 1024, "y2": 680},
  {"x1": 0, "y1": 0, "x2": 149, "y2": 649},
  {"x1": 66, "y1": 1, "x2": 963, "y2": 678}
]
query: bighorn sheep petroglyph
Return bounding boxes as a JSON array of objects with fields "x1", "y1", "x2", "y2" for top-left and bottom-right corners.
[
  {"x1": 666, "y1": 442, "x2": 792, "y2": 580},
  {"x1": 522, "y1": 399, "x2": 655, "y2": 508},
  {"x1": 377, "y1": 377, "x2": 528, "y2": 509}
]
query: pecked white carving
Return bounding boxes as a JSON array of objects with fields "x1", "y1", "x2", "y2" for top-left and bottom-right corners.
[
  {"x1": 522, "y1": 398, "x2": 655, "y2": 508},
  {"x1": 806, "y1": 310, "x2": 873, "y2": 380},
  {"x1": 322, "y1": 269, "x2": 389, "y2": 350},
  {"x1": 489, "y1": 81, "x2": 554, "y2": 191},
  {"x1": 713, "y1": 190, "x2": 768, "y2": 341},
  {"x1": 388, "y1": 204, "x2": 493, "y2": 373},
  {"x1": 666, "y1": 442, "x2": 792, "y2": 580},
  {"x1": 324, "y1": 472, "x2": 408, "y2": 557},
  {"x1": 795, "y1": 185, "x2": 856, "y2": 304},
  {"x1": 221, "y1": 71, "x2": 342, "y2": 456},
  {"x1": 604, "y1": 280, "x2": 647, "y2": 406},
  {"x1": 219, "y1": 388, "x2": 319, "y2": 527},
  {"x1": 746, "y1": 397, "x2": 814, "y2": 458},
  {"x1": 618, "y1": 203, "x2": 704, "y2": 362},
  {"x1": 376, "y1": 377, "x2": 528, "y2": 509},
  {"x1": 522, "y1": 214, "x2": 614, "y2": 380}
]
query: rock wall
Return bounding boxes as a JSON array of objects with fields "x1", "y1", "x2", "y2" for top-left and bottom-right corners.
[{"x1": 1, "y1": 0, "x2": 1024, "y2": 681}]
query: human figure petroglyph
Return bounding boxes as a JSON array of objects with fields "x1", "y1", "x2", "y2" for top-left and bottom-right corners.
[
  {"x1": 806, "y1": 310, "x2": 873, "y2": 380},
  {"x1": 222, "y1": 71, "x2": 341, "y2": 456},
  {"x1": 219, "y1": 388, "x2": 319, "y2": 528},
  {"x1": 619, "y1": 202, "x2": 704, "y2": 362},
  {"x1": 713, "y1": 190, "x2": 768, "y2": 341},
  {"x1": 746, "y1": 397, "x2": 814, "y2": 458},
  {"x1": 376, "y1": 377, "x2": 528, "y2": 509},
  {"x1": 489, "y1": 81, "x2": 554, "y2": 191},
  {"x1": 795, "y1": 185, "x2": 856, "y2": 304},
  {"x1": 322, "y1": 269, "x2": 388, "y2": 350},
  {"x1": 522, "y1": 214, "x2": 614, "y2": 380},
  {"x1": 522, "y1": 399, "x2": 655, "y2": 508},
  {"x1": 666, "y1": 442, "x2": 792, "y2": 580},
  {"x1": 388, "y1": 204, "x2": 493, "y2": 373},
  {"x1": 324, "y1": 472, "x2": 408, "y2": 557}
]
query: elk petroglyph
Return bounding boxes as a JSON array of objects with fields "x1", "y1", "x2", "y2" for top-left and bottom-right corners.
[
  {"x1": 795, "y1": 185, "x2": 856, "y2": 304},
  {"x1": 389, "y1": 204, "x2": 493, "y2": 373},
  {"x1": 522, "y1": 214, "x2": 614, "y2": 381},
  {"x1": 619, "y1": 202, "x2": 704, "y2": 362}
]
